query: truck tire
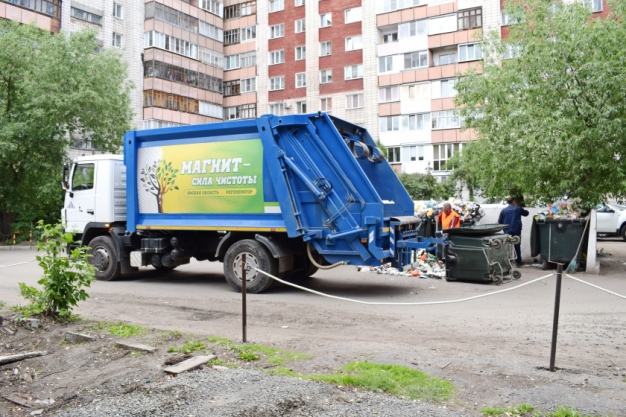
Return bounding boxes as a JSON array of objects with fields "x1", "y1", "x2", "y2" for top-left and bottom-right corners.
[
  {"x1": 621, "y1": 224, "x2": 626, "y2": 242},
  {"x1": 224, "y1": 239, "x2": 277, "y2": 293},
  {"x1": 88, "y1": 236, "x2": 121, "y2": 281}
]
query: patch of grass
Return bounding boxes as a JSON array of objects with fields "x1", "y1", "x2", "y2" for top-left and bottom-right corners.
[
  {"x1": 545, "y1": 407, "x2": 586, "y2": 417},
  {"x1": 305, "y1": 362, "x2": 454, "y2": 402},
  {"x1": 207, "y1": 336, "x2": 233, "y2": 345},
  {"x1": 0, "y1": 301, "x2": 5, "y2": 309},
  {"x1": 168, "y1": 339, "x2": 208, "y2": 354},
  {"x1": 166, "y1": 330, "x2": 183, "y2": 339},
  {"x1": 130, "y1": 350, "x2": 142, "y2": 357},
  {"x1": 237, "y1": 350, "x2": 260, "y2": 361},
  {"x1": 482, "y1": 404, "x2": 535, "y2": 416},
  {"x1": 207, "y1": 357, "x2": 239, "y2": 368},
  {"x1": 108, "y1": 322, "x2": 148, "y2": 338}
]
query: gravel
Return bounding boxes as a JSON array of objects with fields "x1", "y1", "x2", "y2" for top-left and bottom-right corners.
[{"x1": 56, "y1": 368, "x2": 468, "y2": 417}]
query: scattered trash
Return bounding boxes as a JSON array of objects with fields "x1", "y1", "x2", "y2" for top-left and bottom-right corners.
[
  {"x1": 534, "y1": 198, "x2": 585, "y2": 220},
  {"x1": 597, "y1": 248, "x2": 612, "y2": 257},
  {"x1": 356, "y1": 250, "x2": 446, "y2": 279},
  {"x1": 281, "y1": 325, "x2": 289, "y2": 329}
]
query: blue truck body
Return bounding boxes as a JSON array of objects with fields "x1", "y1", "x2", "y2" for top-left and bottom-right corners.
[{"x1": 68, "y1": 113, "x2": 443, "y2": 291}]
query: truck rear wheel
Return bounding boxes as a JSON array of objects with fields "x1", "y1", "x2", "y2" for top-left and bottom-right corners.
[
  {"x1": 621, "y1": 224, "x2": 626, "y2": 241},
  {"x1": 88, "y1": 236, "x2": 121, "y2": 281},
  {"x1": 224, "y1": 239, "x2": 277, "y2": 293}
]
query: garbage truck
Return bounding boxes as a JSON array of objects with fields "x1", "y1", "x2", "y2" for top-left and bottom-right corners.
[{"x1": 62, "y1": 113, "x2": 444, "y2": 293}]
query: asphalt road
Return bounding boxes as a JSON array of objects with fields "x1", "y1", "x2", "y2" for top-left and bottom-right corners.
[{"x1": 1, "y1": 245, "x2": 626, "y2": 415}]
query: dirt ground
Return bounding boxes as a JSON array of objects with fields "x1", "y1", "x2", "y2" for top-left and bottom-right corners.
[{"x1": 1, "y1": 239, "x2": 625, "y2": 416}]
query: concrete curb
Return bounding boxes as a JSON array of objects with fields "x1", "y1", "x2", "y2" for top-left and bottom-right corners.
[{"x1": 0, "y1": 246, "x2": 38, "y2": 251}]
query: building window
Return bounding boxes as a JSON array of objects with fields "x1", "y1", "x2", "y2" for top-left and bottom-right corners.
[
  {"x1": 401, "y1": 113, "x2": 430, "y2": 130},
  {"x1": 320, "y1": 69, "x2": 332, "y2": 84},
  {"x1": 295, "y1": 46, "x2": 306, "y2": 60},
  {"x1": 433, "y1": 143, "x2": 462, "y2": 171},
  {"x1": 144, "y1": 31, "x2": 198, "y2": 59},
  {"x1": 345, "y1": 7, "x2": 362, "y2": 23},
  {"x1": 387, "y1": 147, "x2": 401, "y2": 163},
  {"x1": 431, "y1": 110, "x2": 463, "y2": 129},
  {"x1": 458, "y1": 8, "x2": 482, "y2": 30},
  {"x1": 224, "y1": 103, "x2": 257, "y2": 120},
  {"x1": 199, "y1": 101, "x2": 223, "y2": 118},
  {"x1": 241, "y1": 26, "x2": 257, "y2": 41},
  {"x1": 144, "y1": 60, "x2": 223, "y2": 93},
  {"x1": 437, "y1": 52, "x2": 456, "y2": 66},
  {"x1": 269, "y1": 76, "x2": 285, "y2": 91},
  {"x1": 224, "y1": 29, "x2": 240, "y2": 45},
  {"x1": 269, "y1": 103, "x2": 285, "y2": 115},
  {"x1": 296, "y1": 101, "x2": 307, "y2": 114},
  {"x1": 113, "y1": 3, "x2": 123, "y2": 19},
  {"x1": 320, "y1": 13, "x2": 332, "y2": 27},
  {"x1": 11, "y1": 0, "x2": 61, "y2": 19},
  {"x1": 382, "y1": 32, "x2": 398, "y2": 43},
  {"x1": 295, "y1": 0, "x2": 305, "y2": 6},
  {"x1": 296, "y1": 73, "x2": 306, "y2": 88},
  {"x1": 320, "y1": 97, "x2": 332, "y2": 112},
  {"x1": 295, "y1": 19, "x2": 306, "y2": 33},
  {"x1": 345, "y1": 35, "x2": 363, "y2": 51},
  {"x1": 378, "y1": 56, "x2": 393, "y2": 73},
  {"x1": 398, "y1": 20, "x2": 427, "y2": 39},
  {"x1": 434, "y1": 79, "x2": 456, "y2": 98},
  {"x1": 225, "y1": 54, "x2": 240, "y2": 70},
  {"x1": 380, "y1": 116, "x2": 400, "y2": 132},
  {"x1": 199, "y1": 47, "x2": 224, "y2": 68},
  {"x1": 269, "y1": 50, "x2": 285, "y2": 65},
  {"x1": 240, "y1": 51, "x2": 256, "y2": 68},
  {"x1": 224, "y1": 1, "x2": 256, "y2": 19},
  {"x1": 142, "y1": 120, "x2": 186, "y2": 130},
  {"x1": 403, "y1": 145, "x2": 424, "y2": 162},
  {"x1": 404, "y1": 82, "x2": 429, "y2": 99},
  {"x1": 71, "y1": 7, "x2": 102, "y2": 25},
  {"x1": 346, "y1": 93, "x2": 364, "y2": 109},
  {"x1": 583, "y1": 0, "x2": 602, "y2": 12},
  {"x1": 199, "y1": 0, "x2": 224, "y2": 17},
  {"x1": 270, "y1": 24, "x2": 284, "y2": 39},
  {"x1": 404, "y1": 50, "x2": 428, "y2": 69},
  {"x1": 241, "y1": 77, "x2": 257, "y2": 93},
  {"x1": 319, "y1": 41, "x2": 332, "y2": 56},
  {"x1": 379, "y1": 0, "x2": 422, "y2": 13},
  {"x1": 378, "y1": 86, "x2": 399, "y2": 103},
  {"x1": 344, "y1": 64, "x2": 363, "y2": 80},
  {"x1": 112, "y1": 32, "x2": 123, "y2": 48},
  {"x1": 145, "y1": 2, "x2": 223, "y2": 41},
  {"x1": 143, "y1": 90, "x2": 201, "y2": 114},
  {"x1": 458, "y1": 43, "x2": 482, "y2": 62},
  {"x1": 223, "y1": 80, "x2": 241, "y2": 96},
  {"x1": 269, "y1": 0, "x2": 284, "y2": 13}
]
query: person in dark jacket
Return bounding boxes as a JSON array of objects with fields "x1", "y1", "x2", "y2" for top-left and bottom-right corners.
[{"x1": 498, "y1": 196, "x2": 529, "y2": 266}]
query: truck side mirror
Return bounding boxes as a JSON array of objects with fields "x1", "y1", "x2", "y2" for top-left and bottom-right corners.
[{"x1": 62, "y1": 163, "x2": 70, "y2": 190}]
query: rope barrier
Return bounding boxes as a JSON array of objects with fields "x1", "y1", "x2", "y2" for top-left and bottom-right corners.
[
  {"x1": 565, "y1": 274, "x2": 626, "y2": 299},
  {"x1": 0, "y1": 258, "x2": 36, "y2": 268},
  {"x1": 253, "y1": 267, "x2": 554, "y2": 306}
]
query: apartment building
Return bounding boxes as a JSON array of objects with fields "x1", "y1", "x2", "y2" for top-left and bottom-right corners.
[{"x1": 1, "y1": 0, "x2": 608, "y2": 177}]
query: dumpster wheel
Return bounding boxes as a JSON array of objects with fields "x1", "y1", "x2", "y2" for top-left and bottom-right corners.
[
  {"x1": 512, "y1": 270, "x2": 522, "y2": 280},
  {"x1": 491, "y1": 274, "x2": 503, "y2": 285}
]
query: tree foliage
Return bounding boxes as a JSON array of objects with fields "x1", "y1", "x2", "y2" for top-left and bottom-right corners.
[
  {"x1": 139, "y1": 160, "x2": 179, "y2": 213},
  {"x1": 0, "y1": 21, "x2": 133, "y2": 234},
  {"x1": 399, "y1": 172, "x2": 456, "y2": 200},
  {"x1": 455, "y1": 0, "x2": 626, "y2": 205}
]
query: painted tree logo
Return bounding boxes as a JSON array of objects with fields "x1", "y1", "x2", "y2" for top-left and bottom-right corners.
[{"x1": 139, "y1": 159, "x2": 179, "y2": 213}]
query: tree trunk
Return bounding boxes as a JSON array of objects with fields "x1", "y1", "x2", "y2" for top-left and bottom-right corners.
[
  {"x1": 0, "y1": 210, "x2": 14, "y2": 238},
  {"x1": 157, "y1": 195, "x2": 163, "y2": 213}
]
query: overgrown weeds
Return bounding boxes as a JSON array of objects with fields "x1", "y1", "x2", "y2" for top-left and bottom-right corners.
[{"x1": 108, "y1": 322, "x2": 148, "y2": 338}]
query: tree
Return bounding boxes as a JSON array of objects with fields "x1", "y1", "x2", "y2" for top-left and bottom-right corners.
[
  {"x1": 139, "y1": 160, "x2": 179, "y2": 213},
  {"x1": 455, "y1": 0, "x2": 626, "y2": 206},
  {"x1": 0, "y1": 21, "x2": 132, "y2": 236}
]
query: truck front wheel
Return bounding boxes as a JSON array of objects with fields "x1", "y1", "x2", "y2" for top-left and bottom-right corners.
[
  {"x1": 621, "y1": 224, "x2": 626, "y2": 242},
  {"x1": 88, "y1": 236, "x2": 121, "y2": 281},
  {"x1": 224, "y1": 240, "x2": 277, "y2": 293}
]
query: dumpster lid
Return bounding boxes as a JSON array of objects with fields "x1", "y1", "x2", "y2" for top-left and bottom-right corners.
[{"x1": 443, "y1": 224, "x2": 508, "y2": 236}]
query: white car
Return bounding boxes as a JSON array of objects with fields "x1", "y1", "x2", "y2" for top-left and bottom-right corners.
[{"x1": 596, "y1": 203, "x2": 626, "y2": 240}]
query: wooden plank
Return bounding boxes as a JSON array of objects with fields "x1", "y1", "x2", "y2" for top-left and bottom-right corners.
[
  {"x1": 0, "y1": 351, "x2": 47, "y2": 365},
  {"x1": 116, "y1": 342, "x2": 157, "y2": 353},
  {"x1": 163, "y1": 355, "x2": 215, "y2": 375}
]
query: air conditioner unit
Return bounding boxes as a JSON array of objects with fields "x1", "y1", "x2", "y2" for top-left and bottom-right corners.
[{"x1": 283, "y1": 101, "x2": 292, "y2": 109}]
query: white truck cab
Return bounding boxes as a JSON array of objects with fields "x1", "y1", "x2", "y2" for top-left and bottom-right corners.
[{"x1": 62, "y1": 155, "x2": 127, "y2": 233}]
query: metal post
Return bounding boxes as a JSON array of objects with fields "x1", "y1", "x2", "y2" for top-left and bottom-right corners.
[
  {"x1": 241, "y1": 253, "x2": 247, "y2": 343},
  {"x1": 549, "y1": 263, "x2": 563, "y2": 372}
]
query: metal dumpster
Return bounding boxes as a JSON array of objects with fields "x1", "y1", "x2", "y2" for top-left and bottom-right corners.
[
  {"x1": 443, "y1": 224, "x2": 521, "y2": 284},
  {"x1": 530, "y1": 218, "x2": 589, "y2": 271}
]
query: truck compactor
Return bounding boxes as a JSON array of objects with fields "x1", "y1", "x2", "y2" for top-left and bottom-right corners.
[{"x1": 62, "y1": 113, "x2": 441, "y2": 293}]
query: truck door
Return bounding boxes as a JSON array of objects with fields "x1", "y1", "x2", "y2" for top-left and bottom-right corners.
[{"x1": 64, "y1": 163, "x2": 96, "y2": 234}]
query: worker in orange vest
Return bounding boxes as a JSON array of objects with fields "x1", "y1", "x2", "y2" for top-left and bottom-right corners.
[{"x1": 436, "y1": 202, "x2": 461, "y2": 230}]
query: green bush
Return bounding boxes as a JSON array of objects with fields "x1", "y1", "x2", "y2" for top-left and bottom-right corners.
[{"x1": 16, "y1": 221, "x2": 94, "y2": 320}]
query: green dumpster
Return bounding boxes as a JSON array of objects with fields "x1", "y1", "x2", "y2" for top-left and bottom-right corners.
[
  {"x1": 530, "y1": 218, "x2": 589, "y2": 270},
  {"x1": 444, "y1": 224, "x2": 521, "y2": 284}
]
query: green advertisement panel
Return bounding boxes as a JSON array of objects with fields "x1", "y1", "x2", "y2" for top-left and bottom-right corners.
[{"x1": 136, "y1": 139, "x2": 264, "y2": 214}]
